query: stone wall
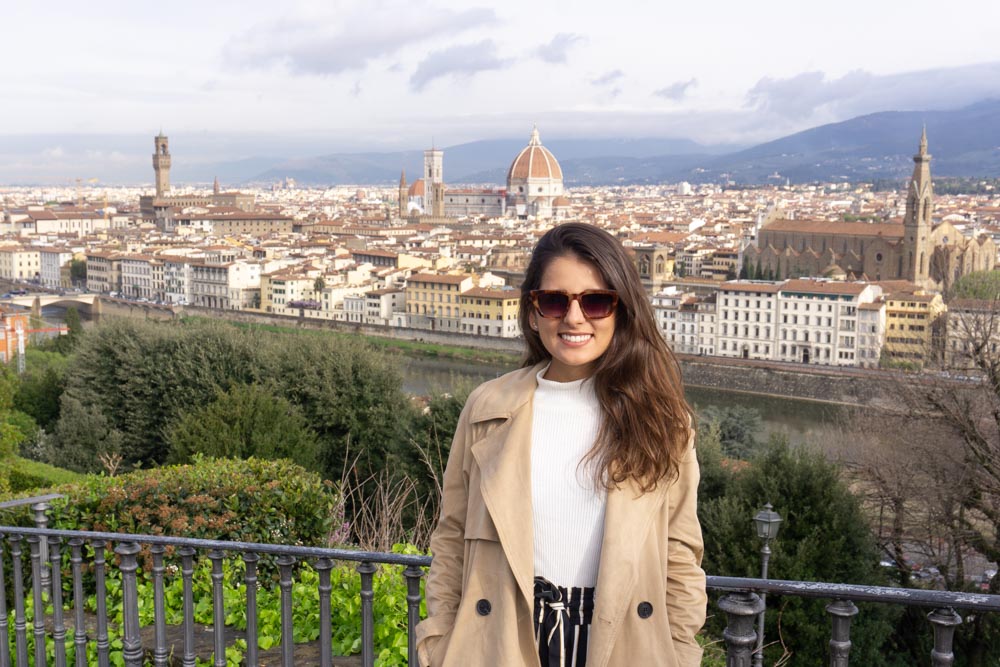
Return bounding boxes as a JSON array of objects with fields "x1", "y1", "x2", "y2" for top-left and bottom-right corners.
[{"x1": 678, "y1": 357, "x2": 902, "y2": 409}]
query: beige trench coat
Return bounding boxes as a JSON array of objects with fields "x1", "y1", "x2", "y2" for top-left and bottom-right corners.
[{"x1": 415, "y1": 363, "x2": 707, "y2": 667}]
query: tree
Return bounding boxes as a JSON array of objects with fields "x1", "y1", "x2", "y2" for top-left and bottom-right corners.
[
  {"x1": 754, "y1": 258, "x2": 763, "y2": 281},
  {"x1": 699, "y1": 436, "x2": 900, "y2": 665},
  {"x1": 0, "y1": 367, "x2": 25, "y2": 492},
  {"x1": 698, "y1": 405, "x2": 762, "y2": 459},
  {"x1": 14, "y1": 349, "x2": 67, "y2": 430},
  {"x1": 168, "y1": 383, "x2": 319, "y2": 468},
  {"x1": 314, "y1": 277, "x2": 326, "y2": 295},
  {"x1": 738, "y1": 264, "x2": 749, "y2": 280},
  {"x1": 950, "y1": 270, "x2": 1000, "y2": 301},
  {"x1": 69, "y1": 258, "x2": 86, "y2": 287}
]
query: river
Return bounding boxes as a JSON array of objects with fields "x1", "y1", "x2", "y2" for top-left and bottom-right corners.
[{"x1": 399, "y1": 356, "x2": 846, "y2": 448}]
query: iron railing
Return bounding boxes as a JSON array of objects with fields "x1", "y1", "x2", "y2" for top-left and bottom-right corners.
[{"x1": 1, "y1": 520, "x2": 999, "y2": 666}]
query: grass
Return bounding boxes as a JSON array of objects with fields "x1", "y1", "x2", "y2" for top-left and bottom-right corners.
[
  {"x1": 9, "y1": 456, "x2": 84, "y2": 495},
  {"x1": 181, "y1": 316, "x2": 521, "y2": 366}
]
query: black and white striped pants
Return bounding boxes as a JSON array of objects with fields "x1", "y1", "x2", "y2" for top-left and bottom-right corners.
[{"x1": 533, "y1": 577, "x2": 595, "y2": 667}]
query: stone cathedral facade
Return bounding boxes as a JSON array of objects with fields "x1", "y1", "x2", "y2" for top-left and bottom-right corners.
[{"x1": 743, "y1": 130, "x2": 995, "y2": 289}]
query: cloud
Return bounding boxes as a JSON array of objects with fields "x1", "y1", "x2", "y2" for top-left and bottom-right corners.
[
  {"x1": 351, "y1": 81, "x2": 362, "y2": 97},
  {"x1": 224, "y1": 6, "x2": 497, "y2": 76},
  {"x1": 745, "y1": 62, "x2": 1000, "y2": 120},
  {"x1": 410, "y1": 40, "x2": 512, "y2": 91},
  {"x1": 591, "y1": 70, "x2": 624, "y2": 86},
  {"x1": 655, "y1": 78, "x2": 697, "y2": 101},
  {"x1": 534, "y1": 33, "x2": 585, "y2": 64}
]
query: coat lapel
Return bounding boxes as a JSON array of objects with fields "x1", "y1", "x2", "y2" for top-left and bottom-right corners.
[
  {"x1": 469, "y1": 367, "x2": 539, "y2": 610},
  {"x1": 589, "y1": 477, "x2": 671, "y2": 667}
]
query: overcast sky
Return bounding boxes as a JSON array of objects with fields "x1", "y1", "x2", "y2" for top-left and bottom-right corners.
[{"x1": 4, "y1": 0, "x2": 1000, "y2": 181}]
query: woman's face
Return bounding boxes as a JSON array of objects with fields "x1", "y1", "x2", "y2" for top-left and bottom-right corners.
[{"x1": 530, "y1": 254, "x2": 616, "y2": 382}]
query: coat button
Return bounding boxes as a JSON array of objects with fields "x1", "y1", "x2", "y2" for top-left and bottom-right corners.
[
  {"x1": 637, "y1": 601, "x2": 654, "y2": 619},
  {"x1": 476, "y1": 599, "x2": 492, "y2": 616}
]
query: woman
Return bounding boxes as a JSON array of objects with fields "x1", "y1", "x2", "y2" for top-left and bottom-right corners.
[{"x1": 416, "y1": 223, "x2": 706, "y2": 667}]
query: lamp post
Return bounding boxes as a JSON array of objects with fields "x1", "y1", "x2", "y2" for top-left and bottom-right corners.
[{"x1": 753, "y1": 503, "x2": 782, "y2": 667}]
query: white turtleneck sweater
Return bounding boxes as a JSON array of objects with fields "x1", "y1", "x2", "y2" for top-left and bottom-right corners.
[{"x1": 530, "y1": 367, "x2": 607, "y2": 589}]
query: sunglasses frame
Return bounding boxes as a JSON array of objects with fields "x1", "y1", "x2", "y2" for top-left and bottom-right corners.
[{"x1": 529, "y1": 289, "x2": 619, "y2": 320}]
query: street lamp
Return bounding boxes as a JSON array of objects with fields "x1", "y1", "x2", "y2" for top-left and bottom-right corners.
[{"x1": 753, "y1": 503, "x2": 782, "y2": 667}]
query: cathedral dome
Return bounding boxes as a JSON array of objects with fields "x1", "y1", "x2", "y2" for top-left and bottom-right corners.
[
  {"x1": 408, "y1": 179, "x2": 425, "y2": 197},
  {"x1": 507, "y1": 127, "x2": 563, "y2": 182}
]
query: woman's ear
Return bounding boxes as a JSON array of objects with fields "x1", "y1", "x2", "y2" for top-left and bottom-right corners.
[{"x1": 528, "y1": 315, "x2": 538, "y2": 331}]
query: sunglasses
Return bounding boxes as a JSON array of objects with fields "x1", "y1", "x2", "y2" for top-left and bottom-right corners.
[{"x1": 529, "y1": 289, "x2": 619, "y2": 320}]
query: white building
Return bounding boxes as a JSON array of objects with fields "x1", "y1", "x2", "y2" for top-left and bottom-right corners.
[
  {"x1": 38, "y1": 247, "x2": 79, "y2": 288},
  {"x1": 717, "y1": 282, "x2": 780, "y2": 361},
  {"x1": 775, "y1": 280, "x2": 883, "y2": 366}
]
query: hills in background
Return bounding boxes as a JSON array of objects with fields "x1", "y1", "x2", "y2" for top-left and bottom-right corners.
[
  {"x1": 246, "y1": 100, "x2": 1000, "y2": 187},
  {"x1": 4, "y1": 100, "x2": 1000, "y2": 187}
]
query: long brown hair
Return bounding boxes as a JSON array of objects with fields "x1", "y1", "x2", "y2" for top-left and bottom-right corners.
[{"x1": 519, "y1": 222, "x2": 693, "y2": 492}]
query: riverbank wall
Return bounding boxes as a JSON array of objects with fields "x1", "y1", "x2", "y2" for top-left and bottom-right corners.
[
  {"x1": 96, "y1": 300, "x2": 907, "y2": 409},
  {"x1": 678, "y1": 357, "x2": 903, "y2": 410}
]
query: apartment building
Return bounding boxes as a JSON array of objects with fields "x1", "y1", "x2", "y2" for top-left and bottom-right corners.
[
  {"x1": 775, "y1": 280, "x2": 884, "y2": 366},
  {"x1": 365, "y1": 288, "x2": 405, "y2": 326},
  {"x1": 120, "y1": 255, "x2": 159, "y2": 300},
  {"x1": 883, "y1": 291, "x2": 945, "y2": 367},
  {"x1": 717, "y1": 282, "x2": 780, "y2": 360},
  {"x1": 856, "y1": 301, "x2": 886, "y2": 368},
  {"x1": 405, "y1": 273, "x2": 475, "y2": 332},
  {"x1": 38, "y1": 247, "x2": 79, "y2": 288},
  {"x1": 459, "y1": 287, "x2": 520, "y2": 338},
  {"x1": 85, "y1": 251, "x2": 121, "y2": 294},
  {"x1": 945, "y1": 298, "x2": 998, "y2": 369}
]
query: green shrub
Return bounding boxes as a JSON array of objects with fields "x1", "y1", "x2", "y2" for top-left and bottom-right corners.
[{"x1": 48, "y1": 456, "x2": 339, "y2": 547}]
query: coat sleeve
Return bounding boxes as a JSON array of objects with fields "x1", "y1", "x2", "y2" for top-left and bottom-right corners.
[
  {"x1": 665, "y1": 430, "x2": 708, "y2": 667},
  {"x1": 415, "y1": 387, "x2": 481, "y2": 666}
]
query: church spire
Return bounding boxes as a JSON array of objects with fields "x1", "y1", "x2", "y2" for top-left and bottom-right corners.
[
  {"x1": 399, "y1": 169, "x2": 407, "y2": 188},
  {"x1": 213, "y1": 176, "x2": 220, "y2": 195},
  {"x1": 919, "y1": 125, "x2": 928, "y2": 156}
]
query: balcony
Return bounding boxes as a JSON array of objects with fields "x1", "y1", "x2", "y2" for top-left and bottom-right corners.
[{"x1": 2, "y1": 514, "x2": 998, "y2": 666}]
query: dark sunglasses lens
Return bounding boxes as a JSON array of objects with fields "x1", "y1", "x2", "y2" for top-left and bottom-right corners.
[
  {"x1": 536, "y1": 292, "x2": 569, "y2": 317},
  {"x1": 580, "y1": 293, "x2": 616, "y2": 318}
]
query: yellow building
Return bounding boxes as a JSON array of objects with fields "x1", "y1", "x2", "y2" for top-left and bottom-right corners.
[
  {"x1": 459, "y1": 287, "x2": 521, "y2": 338},
  {"x1": 405, "y1": 273, "x2": 474, "y2": 332},
  {"x1": 260, "y1": 272, "x2": 316, "y2": 313},
  {"x1": 882, "y1": 291, "x2": 945, "y2": 367}
]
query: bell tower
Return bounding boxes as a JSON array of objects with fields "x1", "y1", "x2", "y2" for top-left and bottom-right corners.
[
  {"x1": 903, "y1": 127, "x2": 933, "y2": 284},
  {"x1": 153, "y1": 133, "x2": 171, "y2": 198}
]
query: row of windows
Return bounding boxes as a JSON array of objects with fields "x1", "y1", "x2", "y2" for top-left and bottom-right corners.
[{"x1": 887, "y1": 323, "x2": 926, "y2": 332}]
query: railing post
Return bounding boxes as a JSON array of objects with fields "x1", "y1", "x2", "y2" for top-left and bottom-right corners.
[
  {"x1": 928, "y1": 607, "x2": 962, "y2": 667},
  {"x1": 179, "y1": 546, "x2": 196, "y2": 667},
  {"x1": 315, "y1": 558, "x2": 334, "y2": 667},
  {"x1": 277, "y1": 554, "x2": 297, "y2": 667},
  {"x1": 358, "y1": 561, "x2": 377, "y2": 667},
  {"x1": 826, "y1": 599, "x2": 858, "y2": 667},
  {"x1": 718, "y1": 591, "x2": 765, "y2": 667},
  {"x1": 208, "y1": 550, "x2": 227, "y2": 667},
  {"x1": 10, "y1": 535, "x2": 27, "y2": 667},
  {"x1": 68, "y1": 539, "x2": 86, "y2": 667},
  {"x1": 403, "y1": 566, "x2": 424, "y2": 667},
  {"x1": 27, "y1": 536, "x2": 46, "y2": 667},
  {"x1": 115, "y1": 542, "x2": 143, "y2": 667},
  {"x1": 48, "y1": 537, "x2": 67, "y2": 667},
  {"x1": 150, "y1": 544, "x2": 168, "y2": 667},
  {"x1": 0, "y1": 537, "x2": 9, "y2": 667},
  {"x1": 30, "y1": 502, "x2": 51, "y2": 589},
  {"x1": 242, "y1": 553, "x2": 260, "y2": 667},
  {"x1": 92, "y1": 540, "x2": 110, "y2": 667}
]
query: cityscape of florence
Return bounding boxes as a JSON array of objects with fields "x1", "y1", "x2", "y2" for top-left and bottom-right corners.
[{"x1": 3, "y1": 1, "x2": 1000, "y2": 665}]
